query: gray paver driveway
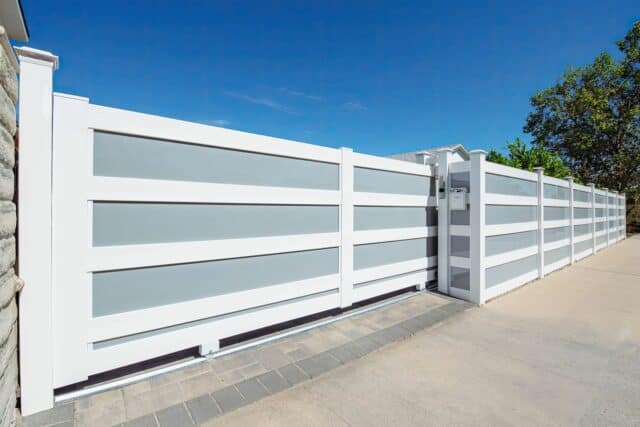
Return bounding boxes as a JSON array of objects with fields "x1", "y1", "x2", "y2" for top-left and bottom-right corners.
[{"x1": 204, "y1": 235, "x2": 640, "y2": 426}]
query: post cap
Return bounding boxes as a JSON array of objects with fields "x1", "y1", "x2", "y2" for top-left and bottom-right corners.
[
  {"x1": 14, "y1": 46, "x2": 59, "y2": 69},
  {"x1": 533, "y1": 167, "x2": 544, "y2": 172},
  {"x1": 565, "y1": 176, "x2": 574, "y2": 182},
  {"x1": 469, "y1": 149, "x2": 487, "y2": 156}
]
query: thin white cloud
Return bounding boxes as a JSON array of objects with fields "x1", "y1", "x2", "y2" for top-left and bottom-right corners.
[
  {"x1": 343, "y1": 101, "x2": 367, "y2": 111},
  {"x1": 224, "y1": 91, "x2": 296, "y2": 114},
  {"x1": 210, "y1": 119, "x2": 230, "y2": 126},
  {"x1": 279, "y1": 88, "x2": 323, "y2": 102}
]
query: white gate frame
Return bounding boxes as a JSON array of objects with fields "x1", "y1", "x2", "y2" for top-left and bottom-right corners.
[{"x1": 17, "y1": 47, "x2": 436, "y2": 415}]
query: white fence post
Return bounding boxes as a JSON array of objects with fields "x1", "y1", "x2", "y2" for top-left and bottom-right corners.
[
  {"x1": 534, "y1": 168, "x2": 544, "y2": 278},
  {"x1": 469, "y1": 150, "x2": 486, "y2": 304},
  {"x1": 339, "y1": 147, "x2": 354, "y2": 308},
  {"x1": 435, "y1": 148, "x2": 453, "y2": 294},
  {"x1": 567, "y1": 177, "x2": 575, "y2": 264},
  {"x1": 589, "y1": 183, "x2": 596, "y2": 254},
  {"x1": 15, "y1": 47, "x2": 59, "y2": 415},
  {"x1": 51, "y1": 93, "x2": 92, "y2": 385}
]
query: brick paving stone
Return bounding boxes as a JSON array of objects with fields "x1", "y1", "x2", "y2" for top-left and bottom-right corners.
[
  {"x1": 285, "y1": 347, "x2": 311, "y2": 361},
  {"x1": 295, "y1": 352, "x2": 341, "y2": 378},
  {"x1": 252, "y1": 346, "x2": 291, "y2": 370},
  {"x1": 329, "y1": 344, "x2": 359, "y2": 364},
  {"x1": 123, "y1": 414, "x2": 158, "y2": 427},
  {"x1": 123, "y1": 383, "x2": 183, "y2": 421},
  {"x1": 155, "y1": 404, "x2": 193, "y2": 427},
  {"x1": 75, "y1": 397, "x2": 126, "y2": 427},
  {"x1": 185, "y1": 394, "x2": 220, "y2": 424},
  {"x1": 353, "y1": 335, "x2": 384, "y2": 355},
  {"x1": 179, "y1": 371, "x2": 225, "y2": 401},
  {"x1": 75, "y1": 389, "x2": 123, "y2": 411},
  {"x1": 234, "y1": 378, "x2": 270, "y2": 404},
  {"x1": 215, "y1": 367, "x2": 245, "y2": 385},
  {"x1": 240, "y1": 362, "x2": 269, "y2": 378},
  {"x1": 256, "y1": 370, "x2": 289, "y2": 394},
  {"x1": 23, "y1": 403, "x2": 74, "y2": 427},
  {"x1": 209, "y1": 351, "x2": 255, "y2": 375},
  {"x1": 211, "y1": 386, "x2": 245, "y2": 413},
  {"x1": 277, "y1": 363, "x2": 309, "y2": 386}
]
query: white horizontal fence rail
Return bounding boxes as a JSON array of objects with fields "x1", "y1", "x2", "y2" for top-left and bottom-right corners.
[
  {"x1": 461, "y1": 154, "x2": 626, "y2": 305},
  {"x1": 20, "y1": 75, "x2": 436, "y2": 412}
]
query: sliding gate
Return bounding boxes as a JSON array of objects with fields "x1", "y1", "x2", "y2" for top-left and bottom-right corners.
[{"x1": 17, "y1": 48, "x2": 437, "y2": 415}]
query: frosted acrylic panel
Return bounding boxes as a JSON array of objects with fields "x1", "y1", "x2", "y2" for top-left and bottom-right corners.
[
  {"x1": 450, "y1": 267, "x2": 470, "y2": 291},
  {"x1": 609, "y1": 220, "x2": 615, "y2": 228},
  {"x1": 426, "y1": 207, "x2": 438, "y2": 226},
  {"x1": 355, "y1": 270, "x2": 426, "y2": 289},
  {"x1": 451, "y1": 210, "x2": 470, "y2": 226},
  {"x1": 93, "y1": 290, "x2": 337, "y2": 349},
  {"x1": 573, "y1": 189, "x2": 591, "y2": 203},
  {"x1": 450, "y1": 172, "x2": 470, "y2": 192},
  {"x1": 354, "y1": 206, "x2": 426, "y2": 231},
  {"x1": 596, "y1": 235, "x2": 606, "y2": 245},
  {"x1": 450, "y1": 236, "x2": 469, "y2": 258},
  {"x1": 94, "y1": 203, "x2": 339, "y2": 246},
  {"x1": 354, "y1": 238, "x2": 426, "y2": 270},
  {"x1": 596, "y1": 208, "x2": 605, "y2": 217},
  {"x1": 544, "y1": 245, "x2": 570, "y2": 266},
  {"x1": 485, "y1": 205, "x2": 536, "y2": 225},
  {"x1": 544, "y1": 206, "x2": 569, "y2": 221},
  {"x1": 573, "y1": 207, "x2": 591, "y2": 219},
  {"x1": 574, "y1": 223, "x2": 591, "y2": 236},
  {"x1": 595, "y1": 194, "x2": 605, "y2": 204},
  {"x1": 544, "y1": 183, "x2": 569, "y2": 200},
  {"x1": 486, "y1": 173, "x2": 536, "y2": 197},
  {"x1": 354, "y1": 167, "x2": 426, "y2": 195},
  {"x1": 544, "y1": 226, "x2": 570, "y2": 243},
  {"x1": 94, "y1": 132, "x2": 339, "y2": 190},
  {"x1": 485, "y1": 254, "x2": 537, "y2": 288},
  {"x1": 575, "y1": 239, "x2": 592, "y2": 254},
  {"x1": 608, "y1": 196, "x2": 615, "y2": 204},
  {"x1": 595, "y1": 222, "x2": 605, "y2": 232},
  {"x1": 609, "y1": 208, "x2": 615, "y2": 216},
  {"x1": 485, "y1": 230, "x2": 537, "y2": 256},
  {"x1": 93, "y1": 247, "x2": 339, "y2": 316}
]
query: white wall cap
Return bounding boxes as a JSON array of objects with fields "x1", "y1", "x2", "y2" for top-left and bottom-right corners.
[{"x1": 15, "y1": 46, "x2": 58, "y2": 69}]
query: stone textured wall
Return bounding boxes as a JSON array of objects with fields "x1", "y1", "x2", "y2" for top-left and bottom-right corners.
[{"x1": 0, "y1": 45, "x2": 20, "y2": 427}]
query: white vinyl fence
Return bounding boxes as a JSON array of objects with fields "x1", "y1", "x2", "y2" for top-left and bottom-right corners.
[
  {"x1": 16, "y1": 47, "x2": 625, "y2": 416},
  {"x1": 17, "y1": 48, "x2": 437, "y2": 414},
  {"x1": 446, "y1": 151, "x2": 626, "y2": 305}
]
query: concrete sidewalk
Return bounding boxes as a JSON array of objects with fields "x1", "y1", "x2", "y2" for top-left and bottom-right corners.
[{"x1": 205, "y1": 235, "x2": 640, "y2": 426}]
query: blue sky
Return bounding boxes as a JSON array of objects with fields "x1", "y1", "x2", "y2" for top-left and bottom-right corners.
[{"x1": 21, "y1": 0, "x2": 638, "y2": 156}]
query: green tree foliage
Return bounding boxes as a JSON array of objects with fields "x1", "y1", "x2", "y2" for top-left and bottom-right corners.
[
  {"x1": 487, "y1": 138, "x2": 570, "y2": 178},
  {"x1": 524, "y1": 22, "x2": 640, "y2": 217}
]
